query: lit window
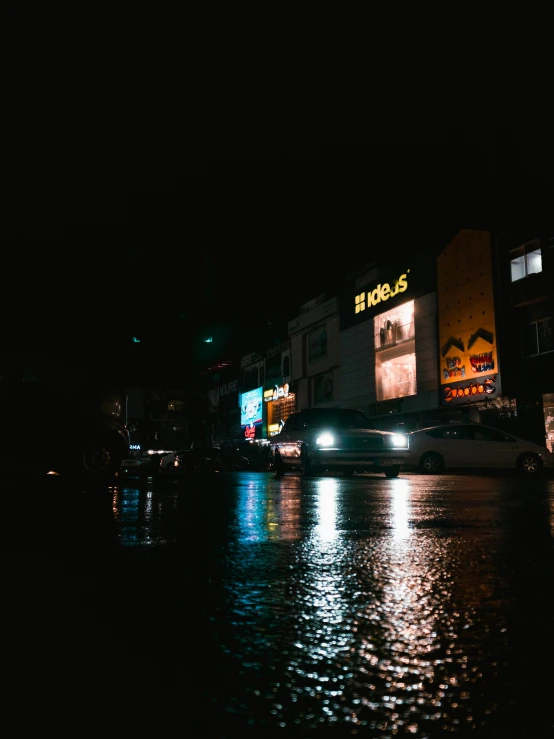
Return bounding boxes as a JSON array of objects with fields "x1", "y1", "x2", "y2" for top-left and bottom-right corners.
[
  {"x1": 374, "y1": 301, "x2": 416, "y2": 402},
  {"x1": 510, "y1": 240, "x2": 542, "y2": 282},
  {"x1": 375, "y1": 351, "x2": 416, "y2": 401},
  {"x1": 374, "y1": 300, "x2": 415, "y2": 348}
]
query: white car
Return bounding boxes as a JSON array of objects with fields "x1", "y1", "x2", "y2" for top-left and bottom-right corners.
[
  {"x1": 405, "y1": 423, "x2": 554, "y2": 477},
  {"x1": 271, "y1": 407, "x2": 410, "y2": 479}
]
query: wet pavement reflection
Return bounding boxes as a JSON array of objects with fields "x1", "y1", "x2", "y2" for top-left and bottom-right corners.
[{"x1": 4, "y1": 471, "x2": 554, "y2": 737}]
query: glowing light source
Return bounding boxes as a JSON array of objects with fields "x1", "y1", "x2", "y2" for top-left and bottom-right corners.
[{"x1": 316, "y1": 432, "x2": 334, "y2": 447}]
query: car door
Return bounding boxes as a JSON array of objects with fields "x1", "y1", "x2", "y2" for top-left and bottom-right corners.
[
  {"x1": 275, "y1": 412, "x2": 303, "y2": 463},
  {"x1": 467, "y1": 426, "x2": 519, "y2": 468},
  {"x1": 436, "y1": 425, "x2": 477, "y2": 467}
]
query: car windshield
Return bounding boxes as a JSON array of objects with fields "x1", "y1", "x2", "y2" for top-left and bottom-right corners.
[{"x1": 305, "y1": 409, "x2": 376, "y2": 429}]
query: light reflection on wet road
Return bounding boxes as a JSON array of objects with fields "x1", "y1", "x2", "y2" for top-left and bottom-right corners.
[{"x1": 4, "y1": 471, "x2": 554, "y2": 737}]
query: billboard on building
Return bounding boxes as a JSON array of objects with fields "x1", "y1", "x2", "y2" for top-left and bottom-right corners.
[
  {"x1": 240, "y1": 387, "x2": 263, "y2": 427},
  {"x1": 437, "y1": 230, "x2": 501, "y2": 405}
]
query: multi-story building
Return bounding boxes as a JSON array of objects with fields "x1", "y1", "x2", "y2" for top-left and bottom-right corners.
[
  {"x1": 493, "y1": 230, "x2": 554, "y2": 448},
  {"x1": 231, "y1": 228, "x2": 553, "y2": 447},
  {"x1": 337, "y1": 250, "x2": 440, "y2": 431},
  {"x1": 435, "y1": 229, "x2": 503, "y2": 421},
  {"x1": 238, "y1": 340, "x2": 292, "y2": 442},
  {"x1": 205, "y1": 361, "x2": 240, "y2": 448},
  {"x1": 287, "y1": 293, "x2": 339, "y2": 410}
]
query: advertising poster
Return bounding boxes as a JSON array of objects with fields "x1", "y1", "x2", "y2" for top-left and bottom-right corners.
[
  {"x1": 240, "y1": 387, "x2": 263, "y2": 427},
  {"x1": 437, "y1": 230, "x2": 501, "y2": 405},
  {"x1": 308, "y1": 324, "x2": 328, "y2": 363}
]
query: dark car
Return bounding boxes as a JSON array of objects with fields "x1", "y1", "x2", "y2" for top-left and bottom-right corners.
[
  {"x1": 173, "y1": 449, "x2": 220, "y2": 472},
  {"x1": 270, "y1": 407, "x2": 410, "y2": 478},
  {"x1": 216, "y1": 450, "x2": 252, "y2": 471}
]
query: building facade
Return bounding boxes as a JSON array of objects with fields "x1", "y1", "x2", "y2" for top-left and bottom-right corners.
[
  {"x1": 231, "y1": 228, "x2": 553, "y2": 447},
  {"x1": 338, "y1": 251, "x2": 440, "y2": 431},
  {"x1": 287, "y1": 294, "x2": 340, "y2": 411},
  {"x1": 493, "y1": 230, "x2": 554, "y2": 448}
]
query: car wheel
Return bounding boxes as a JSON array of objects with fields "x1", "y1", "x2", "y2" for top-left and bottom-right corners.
[
  {"x1": 384, "y1": 465, "x2": 401, "y2": 478},
  {"x1": 300, "y1": 445, "x2": 319, "y2": 477},
  {"x1": 419, "y1": 452, "x2": 444, "y2": 474},
  {"x1": 518, "y1": 452, "x2": 543, "y2": 477},
  {"x1": 274, "y1": 451, "x2": 285, "y2": 478}
]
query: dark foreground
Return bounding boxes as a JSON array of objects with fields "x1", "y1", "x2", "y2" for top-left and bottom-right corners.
[{"x1": 3, "y1": 470, "x2": 554, "y2": 738}]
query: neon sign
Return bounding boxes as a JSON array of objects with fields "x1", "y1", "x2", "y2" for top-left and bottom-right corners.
[
  {"x1": 264, "y1": 383, "x2": 290, "y2": 402},
  {"x1": 355, "y1": 270, "x2": 409, "y2": 314},
  {"x1": 240, "y1": 387, "x2": 263, "y2": 426},
  {"x1": 444, "y1": 376, "x2": 496, "y2": 402},
  {"x1": 244, "y1": 425, "x2": 256, "y2": 440}
]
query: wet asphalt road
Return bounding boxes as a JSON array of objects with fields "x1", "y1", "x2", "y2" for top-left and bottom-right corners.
[{"x1": 3, "y1": 469, "x2": 554, "y2": 738}]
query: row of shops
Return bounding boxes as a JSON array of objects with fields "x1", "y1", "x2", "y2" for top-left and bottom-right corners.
[{"x1": 207, "y1": 229, "x2": 554, "y2": 451}]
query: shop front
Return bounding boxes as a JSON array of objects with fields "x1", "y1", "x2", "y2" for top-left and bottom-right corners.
[
  {"x1": 263, "y1": 381, "x2": 296, "y2": 437},
  {"x1": 437, "y1": 230, "x2": 502, "y2": 416},
  {"x1": 339, "y1": 253, "x2": 439, "y2": 430},
  {"x1": 240, "y1": 386, "x2": 265, "y2": 441}
]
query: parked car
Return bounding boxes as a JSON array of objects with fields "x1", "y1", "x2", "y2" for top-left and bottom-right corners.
[
  {"x1": 166, "y1": 447, "x2": 254, "y2": 473},
  {"x1": 405, "y1": 423, "x2": 554, "y2": 476},
  {"x1": 159, "y1": 450, "x2": 190, "y2": 470},
  {"x1": 270, "y1": 407, "x2": 410, "y2": 478},
  {"x1": 121, "y1": 453, "x2": 167, "y2": 474},
  {"x1": 173, "y1": 449, "x2": 220, "y2": 472}
]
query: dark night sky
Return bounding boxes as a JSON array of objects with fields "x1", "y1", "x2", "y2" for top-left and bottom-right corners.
[{"x1": 3, "y1": 54, "x2": 554, "y2": 384}]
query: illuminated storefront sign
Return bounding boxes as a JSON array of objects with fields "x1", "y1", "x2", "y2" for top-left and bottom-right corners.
[
  {"x1": 355, "y1": 270, "x2": 409, "y2": 314},
  {"x1": 443, "y1": 375, "x2": 498, "y2": 403},
  {"x1": 437, "y1": 230, "x2": 502, "y2": 406},
  {"x1": 130, "y1": 444, "x2": 141, "y2": 450},
  {"x1": 240, "y1": 387, "x2": 263, "y2": 427},
  {"x1": 264, "y1": 383, "x2": 290, "y2": 402},
  {"x1": 244, "y1": 425, "x2": 256, "y2": 440}
]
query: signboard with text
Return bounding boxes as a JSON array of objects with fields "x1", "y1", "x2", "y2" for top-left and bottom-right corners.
[
  {"x1": 437, "y1": 230, "x2": 502, "y2": 406},
  {"x1": 240, "y1": 387, "x2": 263, "y2": 427}
]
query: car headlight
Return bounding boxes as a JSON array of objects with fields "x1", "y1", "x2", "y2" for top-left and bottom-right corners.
[
  {"x1": 316, "y1": 432, "x2": 334, "y2": 447},
  {"x1": 387, "y1": 433, "x2": 408, "y2": 449}
]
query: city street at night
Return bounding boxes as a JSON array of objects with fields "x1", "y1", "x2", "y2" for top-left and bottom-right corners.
[
  {"x1": 5, "y1": 33, "x2": 554, "y2": 739},
  {"x1": 3, "y1": 470, "x2": 554, "y2": 738}
]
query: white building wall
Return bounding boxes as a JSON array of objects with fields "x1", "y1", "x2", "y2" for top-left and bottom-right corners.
[
  {"x1": 339, "y1": 322, "x2": 375, "y2": 408},
  {"x1": 288, "y1": 297, "x2": 340, "y2": 408},
  {"x1": 291, "y1": 333, "x2": 303, "y2": 382},
  {"x1": 296, "y1": 377, "x2": 309, "y2": 409},
  {"x1": 305, "y1": 315, "x2": 340, "y2": 377},
  {"x1": 339, "y1": 292, "x2": 439, "y2": 413}
]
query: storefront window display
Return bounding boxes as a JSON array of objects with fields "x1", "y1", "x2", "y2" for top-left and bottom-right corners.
[
  {"x1": 308, "y1": 324, "x2": 328, "y2": 363},
  {"x1": 374, "y1": 301, "x2": 416, "y2": 402},
  {"x1": 374, "y1": 300, "x2": 415, "y2": 348},
  {"x1": 267, "y1": 393, "x2": 296, "y2": 436}
]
